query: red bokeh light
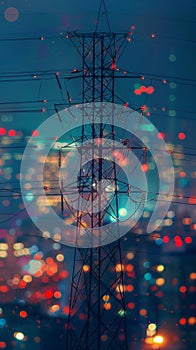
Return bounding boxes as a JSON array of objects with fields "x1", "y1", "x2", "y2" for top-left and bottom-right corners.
[
  {"x1": 20, "y1": 310, "x2": 28, "y2": 318},
  {"x1": 134, "y1": 89, "x2": 142, "y2": 95},
  {"x1": 44, "y1": 289, "x2": 53, "y2": 299},
  {"x1": 179, "y1": 318, "x2": 187, "y2": 326},
  {"x1": 127, "y1": 302, "x2": 135, "y2": 309},
  {"x1": 140, "y1": 85, "x2": 147, "y2": 93},
  {"x1": 0, "y1": 285, "x2": 8, "y2": 293},
  {"x1": 178, "y1": 132, "x2": 186, "y2": 140},
  {"x1": 141, "y1": 105, "x2": 147, "y2": 112},
  {"x1": 146, "y1": 86, "x2": 155, "y2": 94},
  {"x1": 151, "y1": 285, "x2": 157, "y2": 291},
  {"x1": 163, "y1": 235, "x2": 169, "y2": 243},
  {"x1": 184, "y1": 236, "x2": 192, "y2": 244},
  {"x1": 158, "y1": 132, "x2": 165, "y2": 139},
  {"x1": 32, "y1": 130, "x2": 39, "y2": 137},
  {"x1": 179, "y1": 286, "x2": 187, "y2": 293},
  {"x1": 63, "y1": 306, "x2": 70, "y2": 315},
  {"x1": 175, "y1": 241, "x2": 183, "y2": 247},
  {"x1": 188, "y1": 197, "x2": 196, "y2": 204},
  {"x1": 8, "y1": 129, "x2": 16, "y2": 137},
  {"x1": 179, "y1": 171, "x2": 186, "y2": 178},
  {"x1": 119, "y1": 334, "x2": 125, "y2": 341},
  {"x1": 0, "y1": 342, "x2": 6, "y2": 349},
  {"x1": 111, "y1": 61, "x2": 116, "y2": 70},
  {"x1": 141, "y1": 164, "x2": 149, "y2": 172},
  {"x1": 174, "y1": 236, "x2": 183, "y2": 247},
  {"x1": 0, "y1": 128, "x2": 6, "y2": 136}
]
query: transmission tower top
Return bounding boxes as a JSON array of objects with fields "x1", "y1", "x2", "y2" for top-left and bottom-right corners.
[{"x1": 95, "y1": 0, "x2": 111, "y2": 32}]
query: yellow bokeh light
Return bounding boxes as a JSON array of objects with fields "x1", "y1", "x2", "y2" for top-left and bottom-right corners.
[
  {"x1": 153, "y1": 335, "x2": 164, "y2": 344},
  {"x1": 115, "y1": 264, "x2": 124, "y2": 272},
  {"x1": 146, "y1": 329, "x2": 156, "y2": 337},
  {"x1": 42, "y1": 231, "x2": 50, "y2": 239},
  {"x1": 0, "y1": 251, "x2": 7, "y2": 258},
  {"x1": 103, "y1": 295, "x2": 110, "y2": 302},
  {"x1": 0, "y1": 243, "x2": 8, "y2": 250},
  {"x1": 83, "y1": 265, "x2": 90, "y2": 272},
  {"x1": 156, "y1": 278, "x2": 165, "y2": 286},
  {"x1": 145, "y1": 337, "x2": 154, "y2": 344},
  {"x1": 188, "y1": 317, "x2": 196, "y2": 325},
  {"x1": 54, "y1": 233, "x2": 61, "y2": 242},
  {"x1": 14, "y1": 332, "x2": 25, "y2": 341},
  {"x1": 56, "y1": 254, "x2": 64, "y2": 262},
  {"x1": 126, "y1": 252, "x2": 134, "y2": 260},
  {"x1": 182, "y1": 217, "x2": 192, "y2": 225},
  {"x1": 115, "y1": 284, "x2": 125, "y2": 293},
  {"x1": 50, "y1": 304, "x2": 60, "y2": 312},
  {"x1": 157, "y1": 265, "x2": 164, "y2": 272},
  {"x1": 148, "y1": 323, "x2": 157, "y2": 331},
  {"x1": 23, "y1": 275, "x2": 32, "y2": 283},
  {"x1": 190, "y1": 272, "x2": 196, "y2": 280},
  {"x1": 13, "y1": 243, "x2": 24, "y2": 250}
]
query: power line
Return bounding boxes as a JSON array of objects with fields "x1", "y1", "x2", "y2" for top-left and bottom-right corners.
[
  {"x1": 0, "y1": 66, "x2": 195, "y2": 86},
  {"x1": 0, "y1": 28, "x2": 195, "y2": 44},
  {"x1": 0, "y1": 99, "x2": 195, "y2": 121}
]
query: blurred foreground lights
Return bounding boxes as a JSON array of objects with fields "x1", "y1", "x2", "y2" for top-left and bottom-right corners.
[
  {"x1": 103, "y1": 295, "x2": 110, "y2": 302},
  {"x1": 153, "y1": 335, "x2": 164, "y2": 344},
  {"x1": 0, "y1": 319, "x2": 6, "y2": 328},
  {"x1": 190, "y1": 272, "x2": 196, "y2": 280},
  {"x1": 148, "y1": 323, "x2": 157, "y2": 331},
  {"x1": 188, "y1": 317, "x2": 196, "y2": 325},
  {"x1": 156, "y1": 278, "x2": 165, "y2": 286},
  {"x1": 119, "y1": 208, "x2": 127, "y2": 217},
  {"x1": 115, "y1": 264, "x2": 124, "y2": 272},
  {"x1": 14, "y1": 332, "x2": 25, "y2": 341},
  {"x1": 56, "y1": 253, "x2": 64, "y2": 262},
  {"x1": 83, "y1": 264, "x2": 90, "y2": 272},
  {"x1": 156, "y1": 265, "x2": 164, "y2": 272},
  {"x1": 49, "y1": 304, "x2": 60, "y2": 313},
  {"x1": 118, "y1": 309, "x2": 126, "y2": 317},
  {"x1": 103, "y1": 302, "x2": 112, "y2": 310}
]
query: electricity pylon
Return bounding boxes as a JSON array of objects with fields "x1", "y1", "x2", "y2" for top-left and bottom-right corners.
[{"x1": 64, "y1": 32, "x2": 135, "y2": 350}]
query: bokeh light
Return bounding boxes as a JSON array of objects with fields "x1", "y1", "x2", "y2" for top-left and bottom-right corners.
[{"x1": 4, "y1": 7, "x2": 19, "y2": 22}]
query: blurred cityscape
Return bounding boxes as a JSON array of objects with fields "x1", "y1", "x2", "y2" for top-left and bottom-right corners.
[
  {"x1": 0, "y1": 128, "x2": 195, "y2": 349},
  {"x1": 0, "y1": 1, "x2": 195, "y2": 349}
]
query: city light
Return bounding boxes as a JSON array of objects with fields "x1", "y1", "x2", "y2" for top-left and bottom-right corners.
[
  {"x1": 119, "y1": 208, "x2": 127, "y2": 217},
  {"x1": 0, "y1": 4, "x2": 195, "y2": 349},
  {"x1": 153, "y1": 335, "x2": 164, "y2": 344},
  {"x1": 14, "y1": 332, "x2": 25, "y2": 341}
]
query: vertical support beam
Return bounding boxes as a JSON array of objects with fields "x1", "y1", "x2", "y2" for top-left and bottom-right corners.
[{"x1": 65, "y1": 33, "x2": 128, "y2": 350}]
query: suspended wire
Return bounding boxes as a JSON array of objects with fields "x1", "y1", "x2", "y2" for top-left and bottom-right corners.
[
  {"x1": 0, "y1": 103, "x2": 195, "y2": 123},
  {"x1": 0, "y1": 67, "x2": 195, "y2": 87},
  {"x1": 0, "y1": 32, "x2": 195, "y2": 229},
  {"x1": 0, "y1": 27, "x2": 195, "y2": 44},
  {"x1": 117, "y1": 66, "x2": 196, "y2": 87},
  {"x1": 0, "y1": 181, "x2": 195, "y2": 202},
  {"x1": 0, "y1": 134, "x2": 196, "y2": 158}
]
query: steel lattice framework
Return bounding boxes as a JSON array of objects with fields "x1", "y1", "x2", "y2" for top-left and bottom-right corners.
[{"x1": 63, "y1": 32, "x2": 139, "y2": 350}]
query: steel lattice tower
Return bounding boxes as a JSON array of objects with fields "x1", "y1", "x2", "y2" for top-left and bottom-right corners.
[{"x1": 64, "y1": 32, "x2": 133, "y2": 350}]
